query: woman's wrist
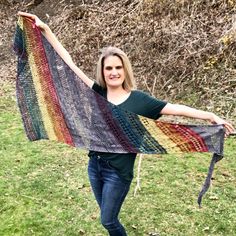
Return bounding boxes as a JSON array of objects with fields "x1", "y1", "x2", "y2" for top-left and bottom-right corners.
[
  {"x1": 41, "y1": 24, "x2": 53, "y2": 37},
  {"x1": 207, "y1": 112, "x2": 216, "y2": 123},
  {"x1": 41, "y1": 23, "x2": 50, "y2": 32}
]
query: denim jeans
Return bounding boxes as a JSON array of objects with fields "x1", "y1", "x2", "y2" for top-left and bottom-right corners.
[{"x1": 88, "y1": 154, "x2": 131, "y2": 236}]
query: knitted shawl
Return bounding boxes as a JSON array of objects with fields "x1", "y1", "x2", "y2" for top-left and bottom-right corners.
[{"x1": 13, "y1": 16, "x2": 225, "y2": 206}]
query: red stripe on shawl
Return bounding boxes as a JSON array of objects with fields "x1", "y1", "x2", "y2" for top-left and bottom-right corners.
[
  {"x1": 174, "y1": 124, "x2": 208, "y2": 152},
  {"x1": 24, "y1": 18, "x2": 74, "y2": 146},
  {"x1": 156, "y1": 121, "x2": 208, "y2": 153}
]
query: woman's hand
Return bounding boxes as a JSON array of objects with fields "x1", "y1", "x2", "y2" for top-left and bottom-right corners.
[
  {"x1": 17, "y1": 11, "x2": 49, "y2": 31},
  {"x1": 210, "y1": 114, "x2": 235, "y2": 136}
]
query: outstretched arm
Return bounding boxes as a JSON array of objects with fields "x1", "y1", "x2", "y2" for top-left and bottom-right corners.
[
  {"x1": 18, "y1": 11, "x2": 94, "y2": 88},
  {"x1": 161, "y1": 103, "x2": 235, "y2": 136}
]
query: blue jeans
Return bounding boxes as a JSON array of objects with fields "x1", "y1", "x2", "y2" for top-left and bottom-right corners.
[{"x1": 88, "y1": 154, "x2": 131, "y2": 236}]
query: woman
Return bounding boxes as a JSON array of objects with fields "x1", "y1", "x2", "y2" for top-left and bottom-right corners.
[{"x1": 18, "y1": 12, "x2": 234, "y2": 236}]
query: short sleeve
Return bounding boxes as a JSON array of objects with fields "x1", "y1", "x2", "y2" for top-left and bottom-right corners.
[
  {"x1": 121, "y1": 90, "x2": 167, "y2": 120},
  {"x1": 141, "y1": 91, "x2": 167, "y2": 119}
]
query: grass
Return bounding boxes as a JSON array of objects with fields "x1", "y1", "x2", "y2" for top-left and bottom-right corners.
[{"x1": 0, "y1": 84, "x2": 236, "y2": 236}]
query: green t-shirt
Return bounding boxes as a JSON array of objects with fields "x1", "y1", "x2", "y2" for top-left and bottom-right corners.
[{"x1": 89, "y1": 83, "x2": 167, "y2": 182}]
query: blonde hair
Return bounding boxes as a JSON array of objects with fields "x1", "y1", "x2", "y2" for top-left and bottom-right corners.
[{"x1": 96, "y1": 46, "x2": 136, "y2": 91}]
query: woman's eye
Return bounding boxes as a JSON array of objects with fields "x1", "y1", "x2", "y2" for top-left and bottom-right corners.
[{"x1": 104, "y1": 66, "x2": 123, "y2": 70}]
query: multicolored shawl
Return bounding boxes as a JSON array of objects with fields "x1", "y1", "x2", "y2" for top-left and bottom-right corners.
[{"x1": 13, "y1": 16, "x2": 225, "y2": 206}]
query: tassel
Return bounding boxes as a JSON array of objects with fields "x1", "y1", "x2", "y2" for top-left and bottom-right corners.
[{"x1": 197, "y1": 153, "x2": 223, "y2": 207}]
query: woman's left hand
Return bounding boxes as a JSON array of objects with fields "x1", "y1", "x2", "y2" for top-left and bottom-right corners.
[{"x1": 210, "y1": 114, "x2": 235, "y2": 136}]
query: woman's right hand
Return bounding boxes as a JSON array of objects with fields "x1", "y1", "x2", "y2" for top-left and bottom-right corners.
[{"x1": 17, "y1": 11, "x2": 49, "y2": 31}]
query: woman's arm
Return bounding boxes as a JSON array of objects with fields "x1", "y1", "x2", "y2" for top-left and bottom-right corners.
[
  {"x1": 18, "y1": 11, "x2": 94, "y2": 88},
  {"x1": 161, "y1": 103, "x2": 235, "y2": 136}
]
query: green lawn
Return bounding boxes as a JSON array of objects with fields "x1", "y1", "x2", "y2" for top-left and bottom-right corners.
[{"x1": 0, "y1": 85, "x2": 235, "y2": 236}]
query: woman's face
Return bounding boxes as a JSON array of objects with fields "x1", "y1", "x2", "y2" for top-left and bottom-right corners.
[{"x1": 103, "y1": 55, "x2": 125, "y2": 89}]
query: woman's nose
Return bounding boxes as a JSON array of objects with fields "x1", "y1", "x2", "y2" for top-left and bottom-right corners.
[{"x1": 111, "y1": 68, "x2": 118, "y2": 75}]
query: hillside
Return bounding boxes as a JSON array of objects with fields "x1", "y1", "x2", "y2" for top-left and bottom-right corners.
[{"x1": 0, "y1": 0, "x2": 235, "y2": 122}]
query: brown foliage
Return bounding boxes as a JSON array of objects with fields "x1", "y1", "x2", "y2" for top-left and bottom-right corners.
[{"x1": 1, "y1": 0, "x2": 235, "y2": 121}]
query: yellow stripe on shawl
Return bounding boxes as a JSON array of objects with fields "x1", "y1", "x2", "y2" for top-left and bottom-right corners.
[
  {"x1": 18, "y1": 17, "x2": 24, "y2": 30},
  {"x1": 23, "y1": 20, "x2": 57, "y2": 140},
  {"x1": 139, "y1": 116, "x2": 182, "y2": 153},
  {"x1": 28, "y1": 56, "x2": 57, "y2": 140}
]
